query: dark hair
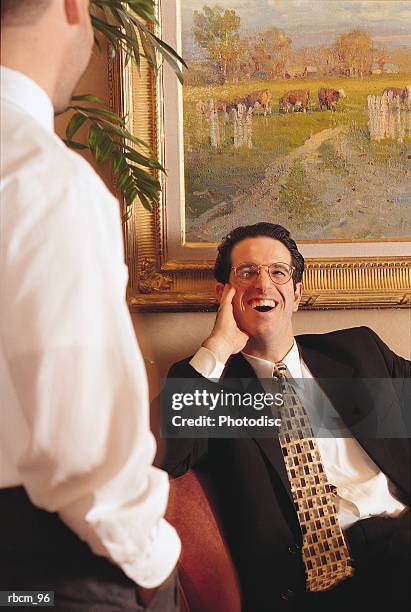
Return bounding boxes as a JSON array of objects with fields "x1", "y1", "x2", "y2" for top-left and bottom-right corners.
[
  {"x1": 214, "y1": 222, "x2": 304, "y2": 286},
  {"x1": 1, "y1": 0, "x2": 51, "y2": 24}
]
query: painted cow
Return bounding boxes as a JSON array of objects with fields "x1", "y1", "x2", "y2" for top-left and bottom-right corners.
[
  {"x1": 382, "y1": 86, "x2": 410, "y2": 106},
  {"x1": 318, "y1": 87, "x2": 346, "y2": 111},
  {"x1": 279, "y1": 89, "x2": 311, "y2": 113},
  {"x1": 242, "y1": 89, "x2": 273, "y2": 115},
  {"x1": 383, "y1": 87, "x2": 404, "y2": 100}
]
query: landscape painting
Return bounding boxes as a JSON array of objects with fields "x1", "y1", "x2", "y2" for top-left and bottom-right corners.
[{"x1": 180, "y1": 0, "x2": 411, "y2": 243}]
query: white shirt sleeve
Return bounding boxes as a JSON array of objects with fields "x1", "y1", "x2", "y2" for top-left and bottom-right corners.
[
  {"x1": 0, "y1": 150, "x2": 180, "y2": 588},
  {"x1": 189, "y1": 346, "x2": 226, "y2": 380}
]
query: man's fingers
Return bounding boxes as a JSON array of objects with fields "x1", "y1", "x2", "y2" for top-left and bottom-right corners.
[{"x1": 220, "y1": 283, "x2": 236, "y2": 305}]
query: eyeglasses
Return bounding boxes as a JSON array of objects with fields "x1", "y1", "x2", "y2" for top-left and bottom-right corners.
[{"x1": 231, "y1": 262, "x2": 295, "y2": 285}]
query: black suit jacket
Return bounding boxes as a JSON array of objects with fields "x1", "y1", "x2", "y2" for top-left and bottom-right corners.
[{"x1": 162, "y1": 327, "x2": 410, "y2": 610}]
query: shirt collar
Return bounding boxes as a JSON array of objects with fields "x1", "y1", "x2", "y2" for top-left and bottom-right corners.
[
  {"x1": 242, "y1": 340, "x2": 303, "y2": 380},
  {"x1": 1, "y1": 66, "x2": 54, "y2": 133}
]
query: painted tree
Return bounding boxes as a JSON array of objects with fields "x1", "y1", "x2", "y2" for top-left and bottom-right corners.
[
  {"x1": 300, "y1": 44, "x2": 338, "y2": 76},
  {"x1": 192, "y1": 5, "x2": 241, "y2": 81},
  {"x1": 245, "y1": 27, "x2": 292, "y2": 78},
  {"x1": 372, "y1": 44, "x2": 387, "y2": 72},
  {"x1": 334, "y1": 29, "x2": 372, "y2": 76}
]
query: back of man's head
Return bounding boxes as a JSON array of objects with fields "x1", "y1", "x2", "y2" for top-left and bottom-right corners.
[
  {"x1": 1, "y1": 0, "x2": 94, "y2": 113},
  {"x1": 1, "y1": 0, "x2": 52, "y2": 26}
]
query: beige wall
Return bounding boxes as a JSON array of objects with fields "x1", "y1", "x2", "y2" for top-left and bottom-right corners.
[
  {"x1": 133, "y1": 309, "x2": 411, "y2": 399},
  {"x1": 59, "y1": 47, "x2": 411, "y2": 399}
]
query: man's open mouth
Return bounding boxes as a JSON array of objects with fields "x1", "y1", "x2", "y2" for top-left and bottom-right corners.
[{"x1": 248, "y1": 299, "x2": 278, "y2": 312}]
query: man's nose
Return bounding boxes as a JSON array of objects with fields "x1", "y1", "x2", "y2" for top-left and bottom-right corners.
[{"x1": 254, "y1": 266, "x2": 273, "y2": 291}]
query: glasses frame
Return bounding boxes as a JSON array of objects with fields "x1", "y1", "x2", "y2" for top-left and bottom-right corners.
[{"x1": 231, "y1": 262, "x2": 296, "y2": 285}]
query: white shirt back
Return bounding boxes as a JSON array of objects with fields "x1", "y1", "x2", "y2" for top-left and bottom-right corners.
[{"x1": 0, "y1": 66, "x2": 180, "y2": 588}]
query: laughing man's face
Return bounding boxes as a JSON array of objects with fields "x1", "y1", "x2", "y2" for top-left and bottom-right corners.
[{"x1": 222, "y1": 236, "x2": 302, "y2": 345}]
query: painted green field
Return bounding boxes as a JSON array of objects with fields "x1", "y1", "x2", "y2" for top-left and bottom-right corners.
[{"x1": 182, "y1": 74, "x2": 411, "y2": 241}]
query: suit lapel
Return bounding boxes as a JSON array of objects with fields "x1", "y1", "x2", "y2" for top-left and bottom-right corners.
[
  {"x1": 298, "y1": 342, "x2": 408, "y2": 492},
  {"x1": 222, "y1": 354, "x2": 295, "y2": 503},
  {"x1": 222, "y1": 352, "x2": 260, "y2": 390},
  {"x1": 297, "y1": 343, "x2": 356, "y2": 419}
]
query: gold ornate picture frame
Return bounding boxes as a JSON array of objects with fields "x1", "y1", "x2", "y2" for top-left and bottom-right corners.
[{"x1": 110, "y1": 0, "x2": 411, "y2": 312}]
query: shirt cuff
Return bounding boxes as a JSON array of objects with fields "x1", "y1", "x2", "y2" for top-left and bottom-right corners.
[
  {"x1": 190, "y1": 346, "x2": 225, "y2": 380},
  {"x1": 125, "y1": 518, "x2": 181, "y2": 589},
  {"x1": 338, "y1": 472, "x2": 406, "y2": 519}
]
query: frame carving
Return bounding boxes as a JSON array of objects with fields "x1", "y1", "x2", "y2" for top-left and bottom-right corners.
[{"x1": 108, "y1": 3, "x2": 411, "y2": 312}]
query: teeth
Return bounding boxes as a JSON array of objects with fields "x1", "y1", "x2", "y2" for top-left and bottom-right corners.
[{"x1": 249, "y1": 299, "x2": 277, "y2": 309}]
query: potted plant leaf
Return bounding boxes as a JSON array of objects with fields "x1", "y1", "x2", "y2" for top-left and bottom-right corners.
[{"x1": 63, "y1": 1, "x2": 185, "y2": 216}]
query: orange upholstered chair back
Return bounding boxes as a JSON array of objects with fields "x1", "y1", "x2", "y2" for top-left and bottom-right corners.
[{"x1": 166, "y1": 470, "x2": 241, "y2": 612}]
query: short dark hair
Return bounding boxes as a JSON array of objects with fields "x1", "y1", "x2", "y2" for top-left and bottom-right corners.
[
  {"x1": 1, "y1": 0, "x2": 51, "y2": 25},
  {"x1": 214, "y1": 222, "x2": 304, "y2": 286}
]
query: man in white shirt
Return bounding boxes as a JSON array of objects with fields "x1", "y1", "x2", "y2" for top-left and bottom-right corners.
[
  {"x1": 0, "y1": 1, "x2": 180, "y2": 609},
  {"x1": 162, "y1": 222, "x2": 410, "y2": 611}
]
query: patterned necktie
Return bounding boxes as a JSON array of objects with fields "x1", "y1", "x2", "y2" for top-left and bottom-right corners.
[{"x1": 273, "y1": 362, "x2": 354, "y2": 592}]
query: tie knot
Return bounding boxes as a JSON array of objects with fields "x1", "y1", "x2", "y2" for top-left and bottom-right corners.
[{"x1": 273, "y1": 362, "x2": 289, "y2": 379}]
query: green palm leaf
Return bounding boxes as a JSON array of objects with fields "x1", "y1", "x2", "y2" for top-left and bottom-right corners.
[{"x1": 64, "y1": 1, "x2": 185, "y2": 215}]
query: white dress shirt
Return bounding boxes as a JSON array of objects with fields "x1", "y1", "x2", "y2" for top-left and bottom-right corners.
[
  {"x1": 0, "y1": 66, "x2": 180, "y2": 588},
  {"x1": 191, "y1": 343, "x2": 406, "y2": 529}
]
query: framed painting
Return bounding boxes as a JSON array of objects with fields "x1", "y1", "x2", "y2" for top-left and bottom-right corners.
[{"x1": 110, "y1": 0, "x2": 411, "y2": 311}]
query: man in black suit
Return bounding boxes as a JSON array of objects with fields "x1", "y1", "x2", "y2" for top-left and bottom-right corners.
[{"x1": 161, "y1": 222, "x2": 410, "y2": 611}]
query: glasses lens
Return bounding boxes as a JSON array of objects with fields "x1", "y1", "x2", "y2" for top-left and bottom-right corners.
[
  {"x1": 268, "y1": 263, "x2": 293, "y2": 284},
  {"x1": 234, "y1": 264, "x2": 259, "y2": 282}
]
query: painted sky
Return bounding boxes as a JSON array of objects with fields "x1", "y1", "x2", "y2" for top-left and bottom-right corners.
[{"x1": 181, "y1": 0, "x2": 411, "y2": 56}]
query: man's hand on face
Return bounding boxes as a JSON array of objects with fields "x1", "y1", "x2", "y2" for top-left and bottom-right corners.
[{"x1": 202, "y1": 284, "x2": 249, "y2": 364}]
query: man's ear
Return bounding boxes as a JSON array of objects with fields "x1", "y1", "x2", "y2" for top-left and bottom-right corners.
[
  {"x1": 64, "y1": 0, "x2": 81, "y2": 25},
  {"x1": 215, "y1": 283, "x2": 225, "y2": 303},
  {"x1": 292, "y1": 282, "x2": 303, "y2": 312}
]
